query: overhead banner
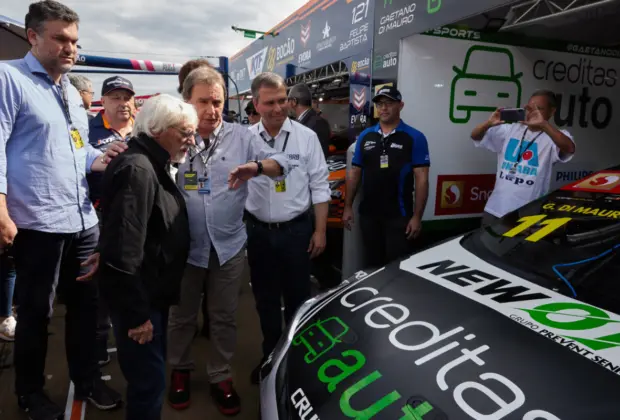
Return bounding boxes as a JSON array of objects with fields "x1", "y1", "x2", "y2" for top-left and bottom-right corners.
[
  {"x1": 229, "y1": 0, "x2": 375, "y2": 93},
  {"x1": 372, "y1": 0, "x2": 517, "y2": 83}
]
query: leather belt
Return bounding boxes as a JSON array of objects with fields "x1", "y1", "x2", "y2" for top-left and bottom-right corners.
[{"x1": 245, "y1": 211, "x2": 309, "y2": 230}]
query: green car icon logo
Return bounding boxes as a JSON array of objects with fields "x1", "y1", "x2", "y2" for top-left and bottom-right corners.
[
  {"x1": 293, "y1": 317, "x2": 350, "y2": 364},
  {"x1": 450, "y1": 45, "x2": 523, "y2": 124}
]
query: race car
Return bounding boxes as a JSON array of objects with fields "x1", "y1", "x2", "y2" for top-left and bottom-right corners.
[{"x1": 259, "y1": 167, "x2": 620, "y2": 419}]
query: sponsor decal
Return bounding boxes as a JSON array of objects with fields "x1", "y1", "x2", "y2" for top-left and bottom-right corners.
[
  {"x1": 373, "y1": 51, "x2": 398, "y2": 70},
  {"x1": 403, "y1": 238, "x2": 620, "y2": 377},
  {"x1": 542, "y1": 202, "x2": 620, "y2": 219},
  {"x1": 430, "y1": 26, "x2": 482, "y2": 40},
  {"x1": 291, "y1": 257, "x2": 560, "y2": 419},
  {"x1": 373, "y1": 82, "x2": 393, "y2": 118},
  {"x1": 352, "y1": 88, "x2": 366, "y2": 111},
  {"x1": 316, "y1": 21, "x2": 336, "y2": 52},
  {"x1": 265, "y1": 38, "x2": 296, "y2": 72},
  {"x1": 450, "y1": 45, "x2": 523, "y2": 124},
  {"x1": 350, "y1": 57, "x2": 370, "y2": 75},
  {"x1": 448, "y1": 42, "x2": 615, "y2": 129},
  {"x1": 229, "y1": 68, "x2": 246, "y2": 83},
  {"x1": 434, "y1": 174, "x2": 496, "y2": 216},
  {"x1": 300, "y1": 21, "x2": 311, "y2": 47},
  {"x1": 340, "y1": 0, "x2": 370, "y2": 52},
  {"x1": 428, "y1": 0, "x2": 441, "y2": 14},
  {"x1": 377, "y1": 2, "x2": 416, "y2": 36},
  {"x1": 561, "y1": 171, "x2": 620, "y2": 193},
  {"x1": 246, "y1": 47, "x2": 268, "y2": 79},
  {"x1": 555, "y1": 169, "x2": 595, "y2": 183}
]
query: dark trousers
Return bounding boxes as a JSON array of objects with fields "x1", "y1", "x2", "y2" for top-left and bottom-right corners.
[
  {"x1": 359, "y1": 215, "x2": 415, "y2": 269},
  {"x1": 12, "y1": 226, "x2": 100, "y2": 395},
  {"x1": 0, "y1": 251, "x2": 16, "y2": 317},
  {"x1": 111, "y1": 309, "x2": 168, "y2": 420},
  {"x1": 95, "y1": 209, "x2": 111, "y2": 352},
  {"x1": 246, "y1": 214, "x2": 313, "y2": 359}
]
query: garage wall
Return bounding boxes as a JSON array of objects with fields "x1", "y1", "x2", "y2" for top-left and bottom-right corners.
[{"x1": 397, "y1": 31, "x2": 620, "y2": 221}]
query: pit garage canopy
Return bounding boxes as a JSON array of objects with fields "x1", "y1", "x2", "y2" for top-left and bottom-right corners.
[{"x1": 0, "y1": 15, "x2": 29, "y2": 61}]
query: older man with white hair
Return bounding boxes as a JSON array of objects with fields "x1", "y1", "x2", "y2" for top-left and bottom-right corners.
[
  {"x1": 166, "y1": 65, "x2": 288, "y2": 415},
  {"x1": 68, "y1": 73, "x2": 94, "y2": 114},
  {"x1": 97, "y1": 94, "x2": 197, "y2": 420}
]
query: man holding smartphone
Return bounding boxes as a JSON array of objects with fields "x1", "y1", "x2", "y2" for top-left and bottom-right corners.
[{"x1": 471, "y1": 89, "x2": 575, "y2": 225}]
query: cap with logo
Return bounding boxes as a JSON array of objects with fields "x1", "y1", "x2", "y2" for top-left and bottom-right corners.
[
  {"x1": 372, "y1": 86, "x2": 402, "y2": 103},
  {"x1": 101, "y1": 76, "x2": 135, "y2": 96}
]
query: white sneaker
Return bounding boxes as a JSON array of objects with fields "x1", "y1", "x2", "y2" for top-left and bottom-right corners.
[{"x1": 0, "y1": 316, "x2": 16, "y2": 342}]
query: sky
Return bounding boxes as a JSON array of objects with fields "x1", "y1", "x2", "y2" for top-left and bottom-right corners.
[{"x1": 2, "y1": 0, "x2": 308, "y2": 98}]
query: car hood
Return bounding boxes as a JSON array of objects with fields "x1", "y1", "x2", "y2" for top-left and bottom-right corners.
[{"x1": 275, "y1": 238, "x2": 620, "y2": 419}]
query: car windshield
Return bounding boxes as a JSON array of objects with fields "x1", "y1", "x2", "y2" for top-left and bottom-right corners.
[{"x1": 461, "y1": 173, "x2": 620, "y2": 314}]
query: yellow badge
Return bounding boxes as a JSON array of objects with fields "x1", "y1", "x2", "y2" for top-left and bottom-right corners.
[
  {"x1": 275, "y1": 179, "x2": 287, "y2": 193},
  {"x1": 70, "y1": 129, "x2": 84, "y2": 149},
  {"x1": 184, "y1": 171, "x2": 198, "y2": 190}
]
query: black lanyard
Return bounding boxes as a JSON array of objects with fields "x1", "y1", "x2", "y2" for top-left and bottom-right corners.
[
  {"x1": 189, "y1": 129, "x2": 223, "y2": 172},
  {"x1": 59, "y1": 80, "x2": 73, "y2": 126},
  {"x1": 514, "y1": 127, "x2": 543, "y2": 166},
  {"x1": 260, "y1": 131, "x2": 290, "y2": 152},
  {"x1": 380, "y1": 130, "x2": 393, "y2": 154}
]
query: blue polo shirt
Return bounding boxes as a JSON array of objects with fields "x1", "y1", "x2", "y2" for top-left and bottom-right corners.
[
  {"x1": 87, "y1": 112, "x2": 131, "y2": 207},
  {"x1": 0, "y1": 52, "x2": 102, "y2": 233},
  {"x1": 352, "y1": 120, "x2": 430, "y2": 218}
]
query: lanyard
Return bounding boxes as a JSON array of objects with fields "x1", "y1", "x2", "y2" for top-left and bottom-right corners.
[
  {"x1": 380, "y1": 130, "x2": 393, "y2": 154},
  {"x1": 514, "y1": 127, "x2": 543, "y2": 167},
  {"x1": 260, "y1": 131, "x2": 290, "y2": 152},
  {"x1": 189, "y1": 129, "x2": 223, "y2": 173},
  {"x1": 59, "y1": 80, "x2": 73, "y2": 126}
]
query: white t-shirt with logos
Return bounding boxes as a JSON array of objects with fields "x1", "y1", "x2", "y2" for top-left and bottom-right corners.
[{"x1": 475, "y1": 123, "x2": 574, "y2": 217}]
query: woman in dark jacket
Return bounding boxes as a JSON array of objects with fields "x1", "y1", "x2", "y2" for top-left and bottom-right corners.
[{"x1": 97, "y1": 94, "x2": 197, "y2": 420}]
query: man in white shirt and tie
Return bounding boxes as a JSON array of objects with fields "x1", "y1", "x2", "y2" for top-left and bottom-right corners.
[{"x1": 245, "y1": 72, "x2": 330, "y2": 384}]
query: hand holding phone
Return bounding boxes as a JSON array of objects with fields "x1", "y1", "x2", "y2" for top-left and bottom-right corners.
[{"x1": 500, "y1": 108, "x2": 525, "y2": 124}]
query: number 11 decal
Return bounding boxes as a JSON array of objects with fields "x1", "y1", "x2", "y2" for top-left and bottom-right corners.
[{"x1": 502, "y1": 214, "x2": 572, "y2": 242}]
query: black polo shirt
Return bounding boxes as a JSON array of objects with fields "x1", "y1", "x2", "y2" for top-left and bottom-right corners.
[{"x1": 352, "y1": 120, "x2": 430, "y2": 219}]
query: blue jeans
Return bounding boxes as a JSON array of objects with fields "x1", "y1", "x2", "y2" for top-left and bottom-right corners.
[
  {"x1": 0, "y1": 252, "x2": 16, "y2": 317},
  {"x1": 111, "y1": 309, "x2": 168, "y2": 420}
]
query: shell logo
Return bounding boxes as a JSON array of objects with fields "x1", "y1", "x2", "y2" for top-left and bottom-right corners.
[{"x1": 440, "y1": 181, "x2": 464, "y2": 208}]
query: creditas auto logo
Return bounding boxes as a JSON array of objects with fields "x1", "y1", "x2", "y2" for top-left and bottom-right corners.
[
  {"x1": 450, "y1": 45, "x2": 523, "y2": 124},
  {"x1": 440, "y1": 181, "x2": 463, "y2": 208}
]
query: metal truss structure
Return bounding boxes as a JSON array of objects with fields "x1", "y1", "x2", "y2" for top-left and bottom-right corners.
[
  {"x1": 500, "y1": 0, "x2": 619, "y2": 31},
  {"x1": 285, "y1": 61, "x2": 349, "y2": 87}
]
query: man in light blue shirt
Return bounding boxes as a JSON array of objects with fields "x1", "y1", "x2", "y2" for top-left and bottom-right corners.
[
  {"x1": 166, "y1": 65, "x2": 288, "y2": 415},
  {"x1": 0, "y1": 2, "x2": 123, "y2": 418}
]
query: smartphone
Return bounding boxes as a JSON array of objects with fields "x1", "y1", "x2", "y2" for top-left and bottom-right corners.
[{"x1": 500, "y1": 108, "x2": 525, "y2": 123}]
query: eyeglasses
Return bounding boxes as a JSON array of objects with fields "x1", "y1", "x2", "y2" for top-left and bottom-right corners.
[
  {"x1": 174, "y1": 127, "x2": 195, "y2": 140},
  {"x1": 80, "y1": 90, "x2": 95, "y2": 95}
]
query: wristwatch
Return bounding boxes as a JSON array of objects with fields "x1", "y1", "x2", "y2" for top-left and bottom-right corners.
[{"x1": 254, "y1": 160, "x2": 263, "y2": 176}]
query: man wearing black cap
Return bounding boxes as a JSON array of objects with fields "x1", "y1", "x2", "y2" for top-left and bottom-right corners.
[
  {"x1": 288, "y1": 83, "x2": 331, "y2": 158},
  {"x1": 343, "y1": 86, "x2": 430, "y2": 267},
  {"x1": 87, "y1": 75, "x2": 134, "y2": 365},
  {"x1": 244, "y1": 101, "x2": 261, "y2": 125}
]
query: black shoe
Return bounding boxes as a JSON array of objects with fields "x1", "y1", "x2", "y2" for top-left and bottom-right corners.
[
  {"x1": 17, "y1": 391, "x2": 63, "y2": 420},
  {"x1": 168, "y1": 369, "x2": 191, "y2": 410},
  {"x1": 210, "y1": 379, "x2": 241, "y2": 416},
  {"x1": 75, "y1": 377, "x2": 122, "y2": 410}
]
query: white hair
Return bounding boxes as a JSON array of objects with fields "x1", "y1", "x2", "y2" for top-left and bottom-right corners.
[{"x1": 132, "y1": 94, "x2": 198, "y2": 138}]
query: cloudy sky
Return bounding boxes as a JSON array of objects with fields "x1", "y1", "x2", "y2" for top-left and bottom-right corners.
[{"x1": 3, "y1": 0, "x2": 307, "y2": 98}]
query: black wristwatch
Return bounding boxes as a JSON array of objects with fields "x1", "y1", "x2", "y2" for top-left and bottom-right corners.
[{"x1": 254, "y1": 160, "x2": 263, "y2": 176}]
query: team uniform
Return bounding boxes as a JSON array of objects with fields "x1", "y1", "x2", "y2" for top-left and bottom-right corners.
[{"x1": 352, "y1": 120, "x2": 430, "y2": 267}]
